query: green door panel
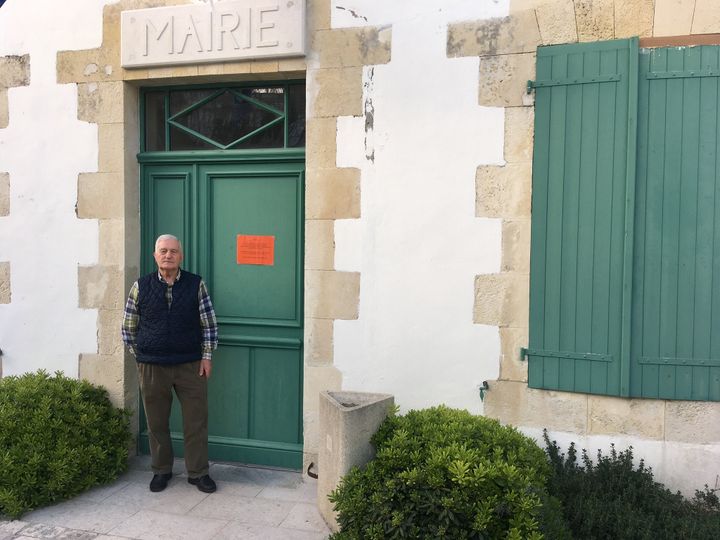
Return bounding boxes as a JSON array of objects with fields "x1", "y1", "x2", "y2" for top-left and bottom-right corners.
[
  {"x1": 528, "y1": 39, "x2": 637, "y2": 396},
  {"x1": 138, "y1": 155, "x2": 304, "y2": 469},
  {"x1": 632, "y1": 46, "x2": 720, "y2": 400}
]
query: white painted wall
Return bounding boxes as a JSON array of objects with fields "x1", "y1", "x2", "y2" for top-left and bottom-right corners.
[
  {"x1": 0, "y1": 0, "x2": 114, "y2": 376},
  {"x1": 329, "y1": 0, "x2": 509, "y2": 414},
  {"x1": 525, "y1": 427, "x2": 720, "y2": 497}
]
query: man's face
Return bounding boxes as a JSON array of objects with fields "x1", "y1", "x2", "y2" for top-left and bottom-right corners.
[{"x1": 154, "y1": 238, "x2": 183, "y2": 273}]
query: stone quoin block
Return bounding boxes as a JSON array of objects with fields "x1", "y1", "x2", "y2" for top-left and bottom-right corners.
[
  {"x1": 653, "y1": 0, "x2": 695, "y2": 36},
  {"x1": 306, "y1": 167, "x2": 361, "y2": 220},
  {"x1": 665, "y1": 401, "x2": 720, "y2": 444},
  {"x1": 478, "y1": 53, "x2": 536, "y2": 108},
  {"x1": 502, "y1": 219, "x2": 531, "y2": 273},
  {"x1": 504, "y1": 106, "x2": 535, "y2": 163},
  {"x1": 305, "y1": 270, "x2": 360, "y2": 320},
  {"x1": 305, "y1": 219, "x2": 335, "y2": 270},
  {"x1": 77, "y1": 172, "x2": 124, "y2": 219},
  {"x1": 310, "y1": 67, "x2": 364, "y2": 118},
  {"x1": 0, "y1": 172, "x2": 9, "y2": 216},
  {"x1": 474, "y1": 272, "x2": 529, "y2": 328},
  {"x1": 499, "y1": 326, "x2": 529, "y2": 382},
  {"x1": 476, "y1": 162, "x2": 532, "y2": 219},
  {"x1": 0, "y1": 55, "x2": 30, "y2": 88},
  {"x1": 0, "y1": 262, "x2": 10, "y2": 304},
  {"x1": 447, "y1": 10, "x2": 542, "y2": 58},
  {"x1": 313, "y1": 27, "x2": 392, "y2": 69},
  {"x1": 535, "y1": 0, "x2": 578, "y2": 45},
  {"x1": 305, "y1": 117, "x2": 338, "y2": 169},
  {"x1": 614, "y1": 0, "x2": 654, "y2": 38},
  {"x1": 305, "y1": 317, "x2": 334, "y2": 365},
  {"x1": 575, "y1": 0, "x2": 614, "y2": 42}
]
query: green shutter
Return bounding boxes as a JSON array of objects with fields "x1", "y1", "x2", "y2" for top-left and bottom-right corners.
[
  {"x1": 528, "y1": 39, "x2": 638, "y2": 396},
  {"x1": 632, "y1": 46, "x2": 720, "y2": 400}
]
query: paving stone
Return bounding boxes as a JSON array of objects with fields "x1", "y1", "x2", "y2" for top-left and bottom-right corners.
[
  {"x1": 12, "y1": 523, "x2": 98, "y2": 539},
  {"x1": 101, "y1": 479, "x2": 209, "y2": 515},
  {"x1": 278, "y1": 503, "x2": 330, "y2": 533},
  {"x1": 257, "y1": 480, "x2": 318, "y2": 503},
  {"x1": 189, "y1": 493, "x2": 295, "y2": 526},
  {"x1": 107, "y1": 510, "x2": 226, "y2": 540},
  {"x1": 0, "y1": 520, "x2": 28, "y2": 540},
  {"x1": 208, "y1": 464, "x2": 301, "y2": 488},
  {"x1": 213, "y1": 522, "x2": 329, "y2": 539},
  {"x1": 22, "y1": 502, "x2": 135, "y2": 535}
]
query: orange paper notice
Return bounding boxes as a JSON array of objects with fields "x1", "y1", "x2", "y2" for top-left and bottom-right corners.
[{"x1": 237, "y1": 235, "x2": 275, "y2": 266}]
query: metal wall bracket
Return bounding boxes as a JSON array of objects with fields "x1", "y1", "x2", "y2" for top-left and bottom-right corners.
[{"x1": 478, "y1": 381, "x2": 490, "y2": 401}]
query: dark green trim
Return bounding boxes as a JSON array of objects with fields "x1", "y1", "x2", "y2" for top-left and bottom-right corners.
[
  {"x1": 646, "y1": 70, "x2": 720, "y2": 79},
  {"x1": 640, "y1": 357, "x2": 720, "y2": 367},
  {"x1": 529, "y1": 74, "x2": 620, "y2": 89},
  {"x1": 523, "y1": 348, "x2": 613, "y2": 362},
  {"x1": 138, "y1": 149, "x2": 305, "y2": 163},
  {"x1": 220, "y1": 335, "x2": 303, "y2": 348},
  {"x1": 619, "y1": 37, "x2": 640, "y2": 397}
]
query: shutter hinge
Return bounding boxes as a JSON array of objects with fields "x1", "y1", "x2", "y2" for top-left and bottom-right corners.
[
  {"x1": 520, "y1": 347, "x2": 528, "y2": 361},
  {"x1": 526, "y1": 80, "x2": 535, "y2": 94},
  {"x1": 478, "y1": 380, "x2": 490, "y2": 401}
]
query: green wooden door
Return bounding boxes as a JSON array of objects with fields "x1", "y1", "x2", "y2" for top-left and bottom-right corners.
[{"x1": 139, "y1": 155, "x2": 304, "y2": 469}]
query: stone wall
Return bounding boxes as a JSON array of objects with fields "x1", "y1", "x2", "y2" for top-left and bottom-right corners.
[{"x1": 0, "y1": 54, "x2": 30, "y2": 378}]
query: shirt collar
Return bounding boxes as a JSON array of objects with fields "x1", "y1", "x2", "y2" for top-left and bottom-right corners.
[{"x1": 157, "y1": 269, "x2": 181, "y2": 284}]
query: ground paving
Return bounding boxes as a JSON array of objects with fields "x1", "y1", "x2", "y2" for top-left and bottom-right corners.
[{"x1": 0, "y1": 456, "x2": 331, "y2": 540}]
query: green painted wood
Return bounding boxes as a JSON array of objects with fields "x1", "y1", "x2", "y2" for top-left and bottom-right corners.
[
  {"x1": 632, "y1": 45, "x2": 720, "y2": 401},
  {"x1": 138, "y1": 155, "x2": 305, "y2": 468},
  {"x1": 528, "y1": 39, "x2": 635, "y2": 396}
]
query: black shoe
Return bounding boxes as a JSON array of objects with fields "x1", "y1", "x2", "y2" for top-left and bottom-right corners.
[
  {"x1": 149, "y1": 472, "x2": 172, "y2": 492},
  {"x1": 188, "y1": 474, "x2": 217, "y2": 493}
]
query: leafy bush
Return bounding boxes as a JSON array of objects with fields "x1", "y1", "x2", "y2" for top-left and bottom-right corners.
[
  {"x1": 544, "y1": 431, "x2": 720, "y2": 539},
  {"x1": 0, "y1": 371, "x2": 131, "y2": 517},
  {"x1": 329, "y1": 406, "x2": 570, "y2": 539}
]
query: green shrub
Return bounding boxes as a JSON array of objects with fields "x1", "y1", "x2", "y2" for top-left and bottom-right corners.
[
  {"x1": 329, "y1": 406, "x2": 570, "y2": 539},
  {"x1": 544, "y1": 431, "x2": 720, "y2": 539},
  {"x1": 0, "y1": 371, "x2": 131, "y2": 518}
]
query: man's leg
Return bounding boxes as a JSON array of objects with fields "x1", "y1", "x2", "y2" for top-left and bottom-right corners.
[
  {"x1": 174, "y1": 360, "x2": 209, "y2": 478},
  {"x1": 138, "y1": 362, "x2": 175, "y2": 474}
]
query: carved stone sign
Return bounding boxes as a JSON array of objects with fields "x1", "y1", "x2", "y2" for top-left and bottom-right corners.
[{"x1": 121, "y1": 0, "x2": 305, "y2": 68}]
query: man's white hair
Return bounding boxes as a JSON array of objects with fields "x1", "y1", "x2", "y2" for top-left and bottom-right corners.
[{"x1": 155, "y1": 234, "x2": 182, "y2": 252}]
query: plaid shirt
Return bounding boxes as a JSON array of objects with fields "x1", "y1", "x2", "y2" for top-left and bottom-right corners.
[{"x1": 122, "y1": 270, "x2": 218, "y2": 360}]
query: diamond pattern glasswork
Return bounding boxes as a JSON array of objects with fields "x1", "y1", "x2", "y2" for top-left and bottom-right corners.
[{"x1": 143, "y1": 83, "x2": 305, "y2": 152}]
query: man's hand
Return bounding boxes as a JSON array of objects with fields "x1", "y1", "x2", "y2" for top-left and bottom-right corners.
[{"x1": 199, "y1": 359, "x2": 212, "y2": 378}]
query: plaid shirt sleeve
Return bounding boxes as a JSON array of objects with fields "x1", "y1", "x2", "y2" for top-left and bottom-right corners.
[
  {"x1": 199, "y1": 280, "x2": 218, "y2": 360},
  {"x1": 121, "y1": 281, "x2": 140, "y2": 355}
]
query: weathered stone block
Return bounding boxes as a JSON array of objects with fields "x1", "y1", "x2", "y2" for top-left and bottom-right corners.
[
  {"x1": 536, "y1": 0, "x2": 578, "y2": 45},
  {"x1": 0, "y1": 172, "x2": 8, "y2": 216},
  {"x1": 79, "y1": 353, "x2": 125, "y2": 407},
  {"x1": 307, "y1": 0, "x2": 331, "y2": 31},
  {"x1": 665, "y1": 401, "x2": 720, "y2": 444},
  {"x1": 250, "y1": 60, "x2": 279, "y2": 73},
  {"x1": 305, "y1": 270, "x2": 360, "y2": 320},
  {"x1": 56, "y1": 49, "x2": 110, "y2": 84},
  {"x1": 615, "y1": 0, "x2": 654, "y2": 38},
  {"x1": 499, "y1": 326, "x2": 529, "y2": 382},
  {"x1": 588, "y1": 396, "x2": 664, "y2": 439},
  {"x1": 476, "y1": 162, "x2": 532, "y2": 219},
  {"x1": 474, "y1": 272, "x2": 529, "y2": 327},
  {"x1": 306, "y1": 117, "x2": 338, "y2": 169},
  {"x1": 302, "y1": 364, "x2": 343, "y2": 458},
  {"x1": 310, "y1": 67, "x2": 364, "y2": 118},
  {"x1": 0, "y1": 55, "x2": 30, "y2": 88},
  {"x1": 305, "y1": 317, "x2": 334, "y2": 365},
  {"x1": 278, "y1": 57, "x2": 307, "y2": 73},
  {"x1": 318, "y1": 391, "x2": 394, "y2": 532},
  {"x1": 313, "y1": 28, "x2": 392, "y2": 69},
  {"x1": 479, "y1": 53, "x2": 536, "y2": 108},
  {"x1": 78, "y1": 265, "x2": 124, "y2": 309},
  {"x1": 691, "y1": 0, "x2": 720, "y2": 34},
  {"x1": 653, "y1": 0, "x2": 695, "y2": 36},
  {"x1": 0, "y1": 261, "x2": 10, "y2": 304},
  {"x1": 0, "y1": 89, "x2": 8, "y2": 129},
  {"x1": 98, "y1": 309, "x2": 125, "y2": 356},
  {"x1": 504, "y1": 106, "x2": 534, "y2": 163},
  {"x1": 306, "y1": 168, "x2": 360, "y2": 219},
  {"x1": 484, "y1": 379, "x2": 589, "y2": 433},
  {"x1": 78, "y1": 81, "x2": 124, "y2": 124},
  {"x1": 77, "y1": 172, "x2": 123, "y2": 219},
  {"x1": 306, "y1": 219, "x2": 335, "y2": 270},
  {"x1": 448, "y1": 10, "x2": 542, "y2": 58},
  {"x1": 575, "y1": 0, "x2": 614, "y2": 42},
  {"x1": 502, "y1": 219, "x2": 531, "y2": 273},
  {"x1": 99, "y1": 219, "x2": 125, "y2": 266},
  {"x1": 98, "y1": 124, "x2": 125, "y2": 173}
]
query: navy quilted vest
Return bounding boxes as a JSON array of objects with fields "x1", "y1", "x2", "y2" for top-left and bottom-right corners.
[{"x1": 135, "y1": 271, "x2": 203, "y2": 364}]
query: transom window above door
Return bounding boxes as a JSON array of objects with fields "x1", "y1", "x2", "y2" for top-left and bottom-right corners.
[{"x1": 142, "y1": 82, "x2": 305, "y2": 152}]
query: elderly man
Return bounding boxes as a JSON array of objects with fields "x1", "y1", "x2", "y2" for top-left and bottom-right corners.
[{"x1": 122, "y1": 234, "x2": 218, "y2": 493}]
